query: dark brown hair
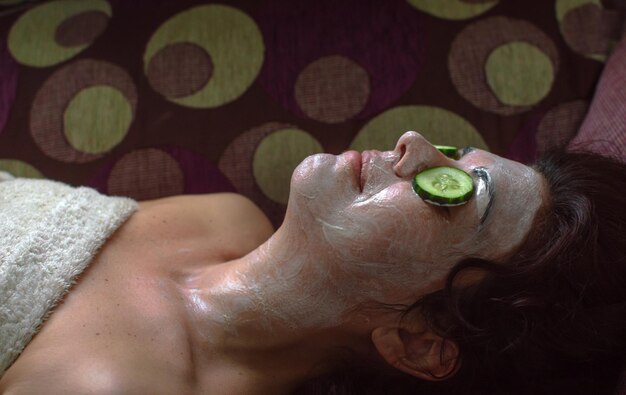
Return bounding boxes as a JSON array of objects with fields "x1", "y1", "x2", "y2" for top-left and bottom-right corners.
[{"x1": 295, "y1": 149, "x2": 626, "y2": 395}]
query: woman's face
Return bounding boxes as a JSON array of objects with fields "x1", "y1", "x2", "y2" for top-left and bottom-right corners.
[{"x1": 284, "y1": 131, "x2": 546, "y2": 301}]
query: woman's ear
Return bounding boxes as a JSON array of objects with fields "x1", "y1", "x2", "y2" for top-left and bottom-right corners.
[{"x1": 371, "y1": 326, "x2": 460, "y2": 381}]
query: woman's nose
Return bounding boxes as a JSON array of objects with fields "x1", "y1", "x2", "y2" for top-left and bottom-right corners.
[{"x1": 393, "y1": 131, "x2": 449, "y2": 178}]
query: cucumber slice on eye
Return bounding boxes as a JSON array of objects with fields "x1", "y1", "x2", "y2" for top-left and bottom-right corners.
[
  {"x1": 434, "y1": 145, "x2": 459, "y2": 159},
  {"x1": 413, "y1": 166, "x2": 474, "y2": 206}
]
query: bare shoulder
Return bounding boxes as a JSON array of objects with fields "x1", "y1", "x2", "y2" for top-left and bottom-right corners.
[
  {"x1": 133, "y1": 193, "x2": 275, "y2": 260},
  {"x1": 0, "y1": 354, "x2": 194, "y2": 395},
  {"x1": 138, "y1": 193, "x2": 274, "y2": 236}
]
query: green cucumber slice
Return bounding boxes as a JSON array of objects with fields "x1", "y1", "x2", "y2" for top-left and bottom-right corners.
[
  {"x1": 434, "y1": 145, "x2": 459, "y2": 159},
  {"x1": 413, "y1": 166, "x2": 474, "y2": 206}
]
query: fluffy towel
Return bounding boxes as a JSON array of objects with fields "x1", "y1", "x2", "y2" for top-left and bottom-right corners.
[{"x1": 0, "y1": 176, "x2": 137, "y2": 375}]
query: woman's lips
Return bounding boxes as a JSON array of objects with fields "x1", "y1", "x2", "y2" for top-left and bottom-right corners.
[
  {"x1": 342, "y1": 151, "x2": 363, "y2": 191},
  {"x1": 360, "y1": 150, "x2": 371, "y2": 191}
]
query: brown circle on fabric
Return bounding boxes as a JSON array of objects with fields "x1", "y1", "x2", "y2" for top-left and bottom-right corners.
[
  {"x1": 536, "y1": 100, "x2": 588, "y2": 153},
  {"x1": 55, "y1": 11, "x2": 110, "y2": 48},
  {"x1": 30, "y1": 59, "x2": 137, "y2": 163},
  {"x1": 107, "y1": 148, "x2": 185, "y2": 200},
  {"x1": 294, "y1": 55, "x2": 370, "y2": 123},
  {"x1": 146, "y1": 42, "x2": 213, "y2": 99},
  {"x1": 218, "y1": 122, "x2": 293, "y2": 228},
  {"x1": 562, "y1": 4, "x2": 622, "y2": 56},
  {"x1": 449, "y1": 16, "x2": 559, "y2": 115}
]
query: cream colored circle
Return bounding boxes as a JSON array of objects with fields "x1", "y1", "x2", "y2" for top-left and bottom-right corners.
[
  {"x1": 351, "y1": 105, "x2": 488, "y2": 152},
  {"x1": 63, "y1": 85, "x2": 133, "y2": 154},
  {"x1": 485, "y1": 42, "x2": 555, "y2": 106},
  {"x1": 0, "y1": 159, "x2": 43, "y2": 178},
  {"x1": 8, "y1": 0, "x2": 111, "y2": 67},
  {"x1": 253, "y1": 129, "x2": 324, "y2": 204},
  {"x1": 407, "y1": 0, "x2": 498, "y2": 20},
  {"x1": 144, "y1": 4, "x2": 264, "y2": 108}
]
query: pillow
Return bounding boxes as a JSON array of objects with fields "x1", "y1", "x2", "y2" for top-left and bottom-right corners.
[
  {"x1": 569, "y1": 34, "x2": 626, "y2": 161},
  {"x1": 567, "y1": 31, "x2": 626, "y2": 395}
]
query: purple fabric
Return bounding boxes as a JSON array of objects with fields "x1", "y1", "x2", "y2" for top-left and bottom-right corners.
[
  {"x1": 506, "y1": 111, "x2": 545, "y2": 164},
  {"x1": 255, "y1": 0, "x2": 426, "y2": 121},
  {"x1": 88, "y1": 146, "x2": 235, "y2": 196},
  {"x1": 0, "y1": 41, "x2": 18, "y2": 136},
  {"x1": 569, "y1": 36, "x2": 626, "y2": 162}
]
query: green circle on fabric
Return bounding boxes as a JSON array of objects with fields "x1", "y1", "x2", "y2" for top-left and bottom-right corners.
[
  {"x1": 556, "y1": 0, "x2": 606, "y2": 62},
  {"x1": 253, "y1": 129, "x2": 323, "y2": 204},
  {"x1": 0, "y1": 159, "x2": 43, "y2": 178},
  {"x1": 556, "y1": 0, "x2": 602, "y2": 21},
  {"x1": 350, "y1": 105, "x2": 488, "y2": 152},
  {"x1": 8, "y1": 0, "x2": 111, "y2": 67},
  {"x1": 485, "y1": 42, "x2": 554, "y2": 106},
  {"x1": 144, "y1": 4, "x2": 264, "y2": 108},
  {"x1": 63, "y1": 85, "x2": 132, "y2": 154},
  {"x1": 407, "y1": 0, "x2": 498, "y2": 20}
]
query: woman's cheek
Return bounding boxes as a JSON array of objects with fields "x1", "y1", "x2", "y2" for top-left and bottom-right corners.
[
  {"x1": 322, "y1": 203, "x2": 438, "y2": 265},
  {"x1": 319, "y1": 214, "x2": 383, "y2": 261}
]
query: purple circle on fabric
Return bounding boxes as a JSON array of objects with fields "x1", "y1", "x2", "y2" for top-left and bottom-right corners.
[
  {"x1": 255, "y1": 0, "x2": 426, "y2": 121},
  {"x1": 506, "y1": 111, "x2": 545, "y2": 165},
  {"x1": 164, "y1": 146, "x2": 236, "y2": 194},
  {"x1": 89, "y1": 146, "x2": 236, "y2": 196},
  {"x1": 0, "y1": 41, "x2": 18, "y2": 136}
]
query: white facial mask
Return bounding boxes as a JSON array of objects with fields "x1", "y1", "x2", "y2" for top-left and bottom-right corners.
[{"x1": 190, "y1": 132, "x2": 546, "y2": 333}]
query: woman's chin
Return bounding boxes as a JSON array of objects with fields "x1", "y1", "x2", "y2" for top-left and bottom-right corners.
[{"x1": 289, "y1": 154, "x2": 337, "y2": 200}]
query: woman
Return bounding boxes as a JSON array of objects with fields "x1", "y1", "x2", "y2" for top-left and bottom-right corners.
[
  {"x1": 298, "y1": 135, "x2": 626, "y2": 395},
  {"x1": 0, "y1": 132, "x2": 624, "y2": 394}
]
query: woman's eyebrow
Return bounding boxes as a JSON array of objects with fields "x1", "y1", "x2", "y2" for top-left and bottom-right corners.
[
  {"x1": 460, "y1": 146, "x2": 475, "y2": 157},
  {"x1": 472, "y1": 167, "x2": 495, "y2": 227}
]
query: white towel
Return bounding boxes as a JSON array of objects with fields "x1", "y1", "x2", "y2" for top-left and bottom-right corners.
[{"x1": 0, "y1": 177, "x2": 137, "y2": 375}]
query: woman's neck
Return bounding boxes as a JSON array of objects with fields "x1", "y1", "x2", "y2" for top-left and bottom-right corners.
[{"x1": 179, "y1": 219, "x2": 372, "y2": 390}]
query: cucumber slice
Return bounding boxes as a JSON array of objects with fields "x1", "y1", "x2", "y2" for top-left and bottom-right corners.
[
  {"x1": 413, "y1": 166, "x2": 474, "y2": 206},
  {"x1": 434, "y1": 145, "x2": 459, "y2": 159}
]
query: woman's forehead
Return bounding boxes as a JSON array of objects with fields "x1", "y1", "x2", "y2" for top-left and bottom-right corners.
[{"x1": 467, "y1": 150, "x2": 547, "y2": 258}]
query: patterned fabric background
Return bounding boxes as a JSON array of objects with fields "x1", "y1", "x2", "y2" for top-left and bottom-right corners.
[{"x1": 0, "y1": 0, "x2": 623, "y2": 228}]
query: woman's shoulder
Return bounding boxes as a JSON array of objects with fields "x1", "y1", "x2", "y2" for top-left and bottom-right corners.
[{"x1": 133, "y1": 193, "x2": 275, "y2": 261}]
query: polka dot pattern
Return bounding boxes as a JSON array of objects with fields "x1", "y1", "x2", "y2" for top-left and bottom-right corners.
[
  {"x1": 143, "y1": 4, "x2": 264, "y2": 108},
  {"x1": 0, "y1": 159, "x2": 43, "y2": 178},
  {"x1": 55, "y1": 10, "x2": 109, "y2": 47},
  {"x1": 407, "y1": 0, "x2": 499, "y2": 20},
  {"x1": 30, "y1": 59, "x2": 137, "y2": 163},
  {"x1": 107, "y1": 148, "x2": 185, "y2": 200},
  {"x1": 8, "y1": 0, "x2": 111, "y2": 67},
  {"x1": 294, "y1": 55, "x2": 370, "y2": 124},
  {"x1": 256, "y1": 0, "x2": 425, "y2": 122},
  {"x1": 63, "y1": 85, "x2": 133, "y2": 154},
  {"x1": 146, "y1": 43, "x2": 213, "y2": 99},
  {"x1": 536, "y1": 100, "x2": 588, "y2": 153},
  {"x1": 253, "y1": 128, "x2": 323, "y2": 204},
  {"x1": 0, "y1": 0, "x2": 613, "y2": 229},
  {"x1": 485, "y1": 42, "x2": 555, "y2": 106},
  {"x1": 449, "y1": 16, "x2": 559, "y2": 115},
  {"x1": 218, "y1": 122, "x2": 296, "y2": 227},
  {"x1": 351, "y1": 105, "x2": 488, "y2": 152},
  {"x1": 89, "y1": 146, "x2": 235, "y2": 198},
  {"x1": 556, "y1": 0, "x2": 622, "y2": 61}
]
